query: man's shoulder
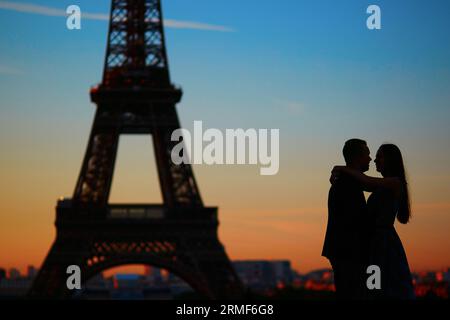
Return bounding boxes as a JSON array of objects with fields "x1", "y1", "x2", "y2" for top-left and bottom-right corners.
[{"x1": 329, "y1": 176, "x2": 351, "y2": 193}]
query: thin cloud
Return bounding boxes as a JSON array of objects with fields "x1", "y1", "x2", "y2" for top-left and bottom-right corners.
[
  {"x1": 274, "y1": 99, "x2": 305, "y2": 116},
  {"x1": 285, "y1": 101, "x2": 305, "y2": 115},
  {"x1": 0, "y1": 1, "x2": 235, "y2": 32},
  {"x1": 163, "y1": 19, "x2": 234, "y2": 32},
  {"x1": 0, "y1": 64, "x2": 23, "y2": 75}
]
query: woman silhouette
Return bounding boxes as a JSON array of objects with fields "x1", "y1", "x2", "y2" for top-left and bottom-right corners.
[{"x1": 332, "y1": 144, "x2": 415, "y2": 299}]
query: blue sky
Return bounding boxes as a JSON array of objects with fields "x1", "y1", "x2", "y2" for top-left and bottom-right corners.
[
  {"x1": 1, "y1": 0, "x2": 449, "y2": 198},
  {"x1": 1, "y1": 0, "x2": 449, "y2": 132}
]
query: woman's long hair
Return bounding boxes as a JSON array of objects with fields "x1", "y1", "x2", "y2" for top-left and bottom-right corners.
[{"x1": 378, "y1": 144, "x2": 411, "y2": 224}]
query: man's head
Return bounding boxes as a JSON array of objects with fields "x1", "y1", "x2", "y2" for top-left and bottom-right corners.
[{"x1": 342, "y1": 139, "x2": 371, "y2": 172}]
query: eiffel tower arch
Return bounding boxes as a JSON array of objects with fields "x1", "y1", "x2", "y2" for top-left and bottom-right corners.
[{"x1": 28, "y1": 0, "x2": 245, "y2": 299}]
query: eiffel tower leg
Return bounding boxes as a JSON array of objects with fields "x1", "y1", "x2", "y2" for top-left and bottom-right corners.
[
  {"x1": 198, "y1": 256, "x2": 246, "y2": 299},
  {"x1": 181, "y1": 231, "x2": 246, "y2": 299},
  {"x1": 28, "y1": 237, "x2": 87, "y2": 298},
  {"x1": 73, "y1": 108, "x2": 120, "y2": 206},
  {"x1": 152, "y1": 112, "x2": 203, "y2": 207}
]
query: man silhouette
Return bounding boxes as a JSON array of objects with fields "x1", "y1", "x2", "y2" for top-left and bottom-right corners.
[{"x1": 322, "y1": 139, "x2": 372, "y2": 299}]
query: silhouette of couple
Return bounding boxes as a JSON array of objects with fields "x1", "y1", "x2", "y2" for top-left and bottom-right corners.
[{"x1": 322, "y1": 139, "x2": 415, "y2": 299}]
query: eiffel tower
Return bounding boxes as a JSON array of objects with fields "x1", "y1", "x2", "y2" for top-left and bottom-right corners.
[{"x1": 28, "y1": 0, "x2": 244, "y2": 299}]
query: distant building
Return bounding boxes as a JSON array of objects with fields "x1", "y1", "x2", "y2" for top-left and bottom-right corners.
[
  {"x1": 304, "y1": 268, "x2": 333, "y2": 282},
  {"x1": 0, "y1": 268, "x2": 6, "y2": 281},
  {"x1": 144, "y1": 266, "x2": 164, "y2": 285},
  {"x1": 27, "y1": 265, "x2": 38, "y2": 279},
  {"x1": 414, "y1": 271, "x2": 438, "y2": 284},
  {"x1": 232, "y1": 260, "x2": 294, "y2": 291},
  {"x1": 271, "y1": 260, "x2": 294, "y2": 286},
  {"x1": 144, "y1": 266, "x2": 152, "y2": 277},
  {"x1": 443, "y1": 268, "x2": 450, "y2": 282},
  {"x1": 75, "y1": 274, "x2": 110, "y2": 300},
  {"x1": 9, "y1": 268, "x2": 21, "y2": 280},
  {"x1": 110, "y1": 274, "x2": 143, "y2": 300},
  {"x1": 0, "y1": 278, "x2": 33, "y2": 297}
]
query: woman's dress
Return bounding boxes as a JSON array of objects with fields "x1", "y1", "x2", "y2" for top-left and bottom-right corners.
[{"x1": 366, "y1": 188, "x2": 415, "y2": 299}]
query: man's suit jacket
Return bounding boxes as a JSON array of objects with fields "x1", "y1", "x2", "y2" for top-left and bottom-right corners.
[{"x1": 322, "y1": 174, "x2": 369, "y2": 262}]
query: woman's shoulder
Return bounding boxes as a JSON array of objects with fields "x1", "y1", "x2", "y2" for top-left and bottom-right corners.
[{"x1": 378, "y1": 176, "x2": 403, "y2": 197}]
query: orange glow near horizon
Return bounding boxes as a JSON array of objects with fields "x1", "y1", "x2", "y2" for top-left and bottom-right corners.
[
  {"x1": 1, "y1": 138, "x2": 449, "y2": 277},
  {"x1": 1, "y1": 200, "x2": 449, "y2": 276}
]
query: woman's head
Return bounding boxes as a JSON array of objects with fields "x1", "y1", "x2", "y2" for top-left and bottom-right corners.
[
  {"x1": 375, "y1": 144, "x2": 403, "y2": 177},
  {"x1": 375, "y1": 144, "x2": 411, "y2": 224}
]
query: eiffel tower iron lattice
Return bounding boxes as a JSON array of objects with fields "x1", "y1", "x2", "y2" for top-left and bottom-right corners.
[{"x1": 28, "y1": 0, "x2": 245, "y2": 299}]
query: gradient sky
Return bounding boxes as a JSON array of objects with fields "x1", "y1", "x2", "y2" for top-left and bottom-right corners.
[{"x1": 1, "y1": 0, "x2": 449, "y2": 275}]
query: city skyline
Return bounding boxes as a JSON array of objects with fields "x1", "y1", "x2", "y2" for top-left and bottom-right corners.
[
  {"x1": 1, "y1": 260, "x2": 449, "y2": 299},
  {"x1": 2, "y1": 260, "x2": 450, "y2": 279},
  {"x1": 1, "y1": 0, "x2": 450, "y2": 277}
]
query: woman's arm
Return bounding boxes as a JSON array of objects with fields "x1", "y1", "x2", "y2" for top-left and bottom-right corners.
[
  {"x1": 332, "y1": 166, "x2": 401, "y2": 193},
  {"x1": 330, "y1": 169, "x2": 374, "y2": 192}
]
